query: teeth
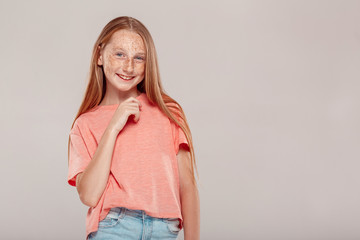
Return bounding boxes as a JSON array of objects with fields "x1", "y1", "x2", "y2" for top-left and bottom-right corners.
[{"x1": 118, "y1": 74, "x2": 134, "y2": 80}]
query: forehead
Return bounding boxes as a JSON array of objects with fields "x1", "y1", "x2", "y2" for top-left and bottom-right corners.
[{"x1": 107, "y1": 29, "x2": 145, "y2": 51}]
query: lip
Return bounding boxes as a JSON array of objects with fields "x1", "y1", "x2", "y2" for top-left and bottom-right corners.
[{"x1": 116, "y1": 73, "x2": 135, "y2": 81}]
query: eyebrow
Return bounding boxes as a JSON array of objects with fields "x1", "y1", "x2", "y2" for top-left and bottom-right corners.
[{"x1": 112, "y1": 47, "x2": 146, "y2": 56}]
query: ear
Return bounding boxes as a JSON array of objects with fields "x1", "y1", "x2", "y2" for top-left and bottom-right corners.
[{"x1": 97, "y1": 45, "x2": 103, "y2": 66}]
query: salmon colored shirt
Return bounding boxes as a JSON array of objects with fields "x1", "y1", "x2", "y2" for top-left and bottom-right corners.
[{"x1": 67, "y1": 92, "x2": 189, "y2": 239}]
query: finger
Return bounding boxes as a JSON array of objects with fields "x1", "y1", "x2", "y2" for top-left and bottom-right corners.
[
  {"x1": 135, "y1": 99, "x2": 142, "y2": 109},
  {"x1": 134, "y1": 112, "x2": 140, "y2": 122},
  {"x1": 130, "y1": 100, "x2": 142, "y2": 110}
]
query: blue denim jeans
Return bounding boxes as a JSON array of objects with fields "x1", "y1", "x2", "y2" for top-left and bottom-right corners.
[{"x1": 88, "y1": 207, "x2": 181, "y2": 240}]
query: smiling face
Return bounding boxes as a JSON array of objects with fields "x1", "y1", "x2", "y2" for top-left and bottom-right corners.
[{"x1": 97, "y1": 29, "x2": 146, "y2": 99}]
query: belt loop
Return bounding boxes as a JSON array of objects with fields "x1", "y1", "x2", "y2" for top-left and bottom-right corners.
[
  {"x1": 142, "y1": 210, "x2": 145, "y2": 239},
  {"x1": 120, "y1": 207, "x2": 125, "y2": 218}
]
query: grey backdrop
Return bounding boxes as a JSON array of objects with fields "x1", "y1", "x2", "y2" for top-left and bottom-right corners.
[{"x1": 0, "y1": 0, "x2": 359, "y2": 239}]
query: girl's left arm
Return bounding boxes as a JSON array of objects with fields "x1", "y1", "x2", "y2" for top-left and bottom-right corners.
[{"x1": 177, "y1": 148, "x2": 200, "y2": 240}]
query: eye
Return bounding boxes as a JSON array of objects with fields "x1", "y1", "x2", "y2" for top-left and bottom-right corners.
[
  {"x1": 136, "y1": 56, "x2": 144, "y2": 60},
  {"x1": 116, "y1": 53, "x2": 124, "y2": 57}
]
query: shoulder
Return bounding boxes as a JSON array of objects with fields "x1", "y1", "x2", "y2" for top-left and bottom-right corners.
[
  {"x1": 71, "y1": 105, "x2": 106, "y2": 130},
  {"x1": 70, "y1": 113, "x2": 90, "y2": 136}
]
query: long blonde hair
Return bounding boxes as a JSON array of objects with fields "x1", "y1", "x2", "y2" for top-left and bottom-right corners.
[{"x1": 67, "y1": 16, "x2": 199, "y2": 186}]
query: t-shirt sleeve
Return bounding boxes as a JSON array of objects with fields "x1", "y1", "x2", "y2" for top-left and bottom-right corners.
[
  {"x1": 67, "y1": 122, "x2": 92, "y2": 187},
  {"x1": 168, "y1": 103, "x2": 190, "y2": 155},
  {"x1": 174, "y1": 124, "x2": 190, "y2": 155}
]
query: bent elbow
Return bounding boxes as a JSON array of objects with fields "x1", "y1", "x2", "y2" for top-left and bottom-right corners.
[
  {"x1": 75, "y1": 173, "x2": 100, "y2": 208},
  {"x1": 79, "y1": 193, "x2": 98, "y2": 208}
]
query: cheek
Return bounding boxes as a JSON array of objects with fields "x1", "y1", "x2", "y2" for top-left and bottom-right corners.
[
  {"x1": 135, "y1": 63, "x2": 145, "y2": 75},
  {"x1": 103, "y1": 55, "x2": 117, "y2": 73}
]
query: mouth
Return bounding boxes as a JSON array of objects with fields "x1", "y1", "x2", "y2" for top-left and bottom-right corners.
[{"x1": 116, "y1": 73, "x2": 135, "y2": 81}]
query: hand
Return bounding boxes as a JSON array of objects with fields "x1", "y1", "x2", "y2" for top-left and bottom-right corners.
[{"x1": 107, "y1": 96, "x2": 142, "y2": 133}]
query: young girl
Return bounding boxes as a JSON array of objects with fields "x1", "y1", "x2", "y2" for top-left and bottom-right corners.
[{"x1": 67, "y1": 16, "x2": 200, "y2": 240}]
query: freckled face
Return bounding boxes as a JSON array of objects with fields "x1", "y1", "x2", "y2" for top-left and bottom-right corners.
[{"x1": 97, "y1": 29, "x2": 146, "y2": 93}]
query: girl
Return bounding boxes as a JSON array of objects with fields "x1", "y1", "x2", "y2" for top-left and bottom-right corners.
[{"x1": 67, "y1": 16, "x2": 200, "y2": 240}]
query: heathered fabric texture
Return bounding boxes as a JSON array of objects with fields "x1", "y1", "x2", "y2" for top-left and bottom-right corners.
[{"x1": 67, "y1": 93, "x2": 189, "y2": 239}]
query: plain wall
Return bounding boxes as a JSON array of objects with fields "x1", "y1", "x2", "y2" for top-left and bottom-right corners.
[{"x1": 0, "y1": 0, "x2": 359, "y2": 239}]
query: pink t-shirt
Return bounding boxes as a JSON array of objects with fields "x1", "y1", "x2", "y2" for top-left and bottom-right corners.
[{"x1": 67, "y1": 92, "x2": 189, "y2": 239}]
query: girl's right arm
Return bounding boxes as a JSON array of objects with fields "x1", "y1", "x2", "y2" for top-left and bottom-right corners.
[{"x1": 75, "y1": 96, "x2": 142, "y2": 207}]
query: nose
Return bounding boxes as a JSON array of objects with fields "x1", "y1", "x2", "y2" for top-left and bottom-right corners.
[{"x1": 123, "y1": 58, "x2": 134, "y2": 74}]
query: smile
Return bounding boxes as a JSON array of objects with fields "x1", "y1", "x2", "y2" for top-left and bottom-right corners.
[{"x1": 117, "y1": 74, "x2": 135, "y2": 80}]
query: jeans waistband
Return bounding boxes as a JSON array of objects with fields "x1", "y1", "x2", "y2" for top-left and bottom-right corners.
[
  {"x1": 108, "y1": 207, "x2": 149, "y2": 219},
  {"x1": 107, "y1": 206, "x2": 182, "y2": 229}
]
